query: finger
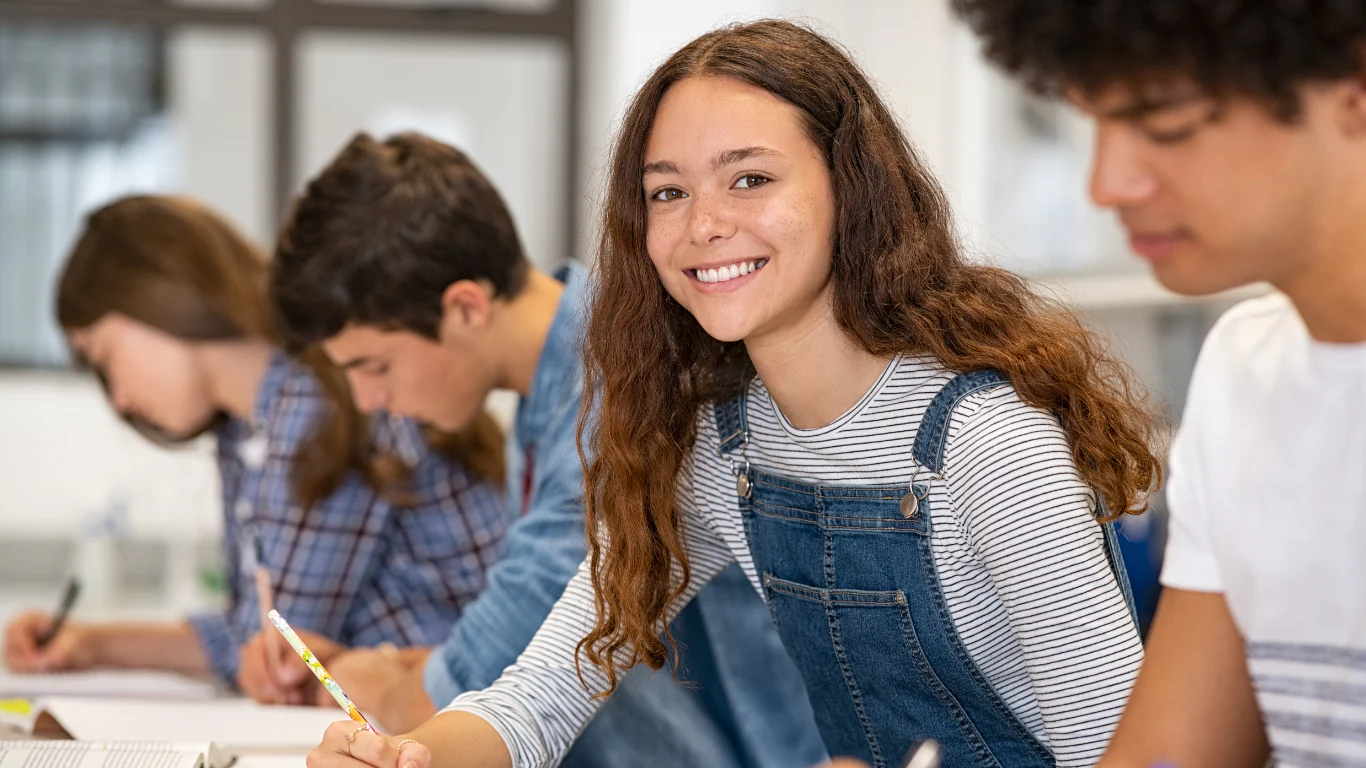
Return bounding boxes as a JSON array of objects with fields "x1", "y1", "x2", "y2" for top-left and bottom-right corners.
[
  {"x1": 243, "y1": 640, "x2": 287, "y2": 704},
  {"x1": 307, "y1": 745, "x2": 377, "y2": 768},
  {"x1": 322, "y1": 721, "x2": 365, "y2": 754},
  {"x1": 396, "y1": 740, "x2": 432, "y2": 768},
  {"x1": 6, "y1": 615, "x2": 41, "y2": 655},
  {"x1": 308, "y1": 725, "x2": 381, "y2": 768},
  {"x1": 37, "y1": 630, "x2": 76, "y2": 672},
  {"x1": 278, "y1": 646, "x2": 311, "y2": 687},
  {"x1": 349, "y1": 731, "x2": 401, "y2": 768},
  {"x1": 312, "y1": 723, "x2": 392, "y2": 768}
]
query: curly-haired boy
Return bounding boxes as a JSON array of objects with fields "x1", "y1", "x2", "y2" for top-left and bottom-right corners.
[{"x1": 957, "y1": 2, "x2": 1366, "y2": 767}]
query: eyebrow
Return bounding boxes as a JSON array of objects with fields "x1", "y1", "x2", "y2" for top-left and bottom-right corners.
[
  {"x1": 1102, "y1": 92, "x2": 1209, "y2": 121},
  {"x1": 642, "y1": 145, "x2": 782, "y2": 177}
]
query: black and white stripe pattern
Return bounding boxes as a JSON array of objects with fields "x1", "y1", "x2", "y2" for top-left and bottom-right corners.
[{"x1": 445, "y1": 355, "x2": 1143, "y2": 768}]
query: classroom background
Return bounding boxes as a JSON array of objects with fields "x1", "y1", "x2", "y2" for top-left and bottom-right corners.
[{"x1": 0, "y1": 0, "x2": 1261, "y2": 641}]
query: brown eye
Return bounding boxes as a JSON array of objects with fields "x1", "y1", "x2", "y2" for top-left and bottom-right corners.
[
  {"x1": 650, "y1": 188, "x2": 686, "y2": 202},
  {"x1": 734, "y1": 174, "x2": 770, "y2": 190}
]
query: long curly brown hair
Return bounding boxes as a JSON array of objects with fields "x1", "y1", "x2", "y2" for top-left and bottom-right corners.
[{"x1": 578, "y1": 19, "x2": 1163, "y2": 693}]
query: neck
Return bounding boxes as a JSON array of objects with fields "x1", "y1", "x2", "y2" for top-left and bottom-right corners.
[
  {"x1": 1278, "y1": 192, "x2": 1366, "y2": 343},
  {"x1": 200, "y1": 339, "x2": 276, "y2": 423},
  {"x1": 493, "y1": 268, "x2": 566, "y2": 397},
  {"x1": 744, "y1": 290, "x2": 892, "y2": 430}
]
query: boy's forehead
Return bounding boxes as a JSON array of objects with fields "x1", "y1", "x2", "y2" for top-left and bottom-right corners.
[{"x1": 1066, "y1": 77, "x2": 1209, "y2": 118}]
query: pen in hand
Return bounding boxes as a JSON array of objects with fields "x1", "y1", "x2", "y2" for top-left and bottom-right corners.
[{"x1": 36, "y1": 578, "x2": 81, "y2": 649}]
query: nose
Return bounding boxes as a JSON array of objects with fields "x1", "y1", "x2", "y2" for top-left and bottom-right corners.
[
  {"x1": 106, "y1": 377, "x2": 135, "y2": 414},
  {"x1": 1088, "y1": 123, "x2": 1159, "y2": 209},
  {"x1": 687, "y1": 189, "x2": 738, "y2": 246}
]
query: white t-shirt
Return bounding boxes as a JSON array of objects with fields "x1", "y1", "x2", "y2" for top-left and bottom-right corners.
[{"x1": 1162, "y1": 292, "x2": 1366, "y2": 767}]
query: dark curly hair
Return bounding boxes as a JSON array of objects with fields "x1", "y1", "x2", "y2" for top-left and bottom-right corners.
[{"x1": 953, "y1": 0, "x2": 1366, "y2": 120}]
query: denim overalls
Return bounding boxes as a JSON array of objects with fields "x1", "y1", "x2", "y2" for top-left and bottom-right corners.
[{"x1": 714, "y1": 369, "x2": 1138, "y2": 768}]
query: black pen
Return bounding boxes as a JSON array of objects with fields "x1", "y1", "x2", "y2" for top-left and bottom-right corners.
[{"x1": 36, "y1": 578, "x2": 81, "y2": 648}]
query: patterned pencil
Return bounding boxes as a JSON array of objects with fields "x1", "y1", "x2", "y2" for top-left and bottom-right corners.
[{"x1": 267, "y1": 609, "x2": 376, "y2": 732}]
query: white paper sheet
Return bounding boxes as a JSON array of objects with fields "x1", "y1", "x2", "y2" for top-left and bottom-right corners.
[
  {"x1": 32, "y1": 699, "x2": 345, "y2": 756},
  {"x1": 0, "y1": 671, "x2": 218, "y2": 701}
]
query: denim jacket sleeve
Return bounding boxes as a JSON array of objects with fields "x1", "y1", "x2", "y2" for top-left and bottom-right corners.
[{"x1": 423, "y1": 389, "x2": 589, "y2": 707}]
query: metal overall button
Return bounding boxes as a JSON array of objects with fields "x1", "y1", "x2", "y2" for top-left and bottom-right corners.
[{"x1": 900, "y1": 478, "x2": 931, "y2": 519}]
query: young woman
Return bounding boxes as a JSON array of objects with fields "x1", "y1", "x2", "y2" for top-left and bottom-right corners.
[
  {"x1": 2, "y1": 195, "x2": 510, "y2": 696},
  {"x1": 311, "y1": 20, "x2": 1160, "y2": 768}
]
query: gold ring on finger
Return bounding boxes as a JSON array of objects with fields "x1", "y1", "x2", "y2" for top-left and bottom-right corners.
[{"x1": 345, "y1": 724, "x2": 369, "y2": 757}]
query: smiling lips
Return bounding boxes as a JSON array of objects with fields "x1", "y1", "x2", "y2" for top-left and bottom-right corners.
[{"x1": 689, "y1": 258, "x2": 769, "y2": 283}]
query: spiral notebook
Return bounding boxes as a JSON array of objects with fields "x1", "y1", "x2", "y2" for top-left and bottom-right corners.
[{"x1": 0, "y1": 740, "x2": 229, "y2": 768}]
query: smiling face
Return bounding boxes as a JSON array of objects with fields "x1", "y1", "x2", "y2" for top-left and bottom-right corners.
[
  {"x1": 1075, "y1": 80, "x2": 1353, "y2": 296},
  {"x1": 642, "y1": 75, "x2": 838, "y2": 344},
  {"x1": 67, "y1": 314, "x2": 218, "y2": 439}
]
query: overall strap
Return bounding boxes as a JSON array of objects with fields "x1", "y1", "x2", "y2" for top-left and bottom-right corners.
[
  {"x1": 714, "y1": 391, "x2": 750, "y2": 457},
  {"x1": 913, "y1": 369, "x2": 1141, "y2": 624},
  {"x1": 911, "y1": 369, "x2": 1011, "y2": 474}
]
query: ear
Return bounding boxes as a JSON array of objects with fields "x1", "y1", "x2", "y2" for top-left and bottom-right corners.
[
  {"x1": 1335, "y1": 71, "x2": 1366, "y2": 137},
  {"x1": 438, "y1": 279, "x2": 496, "y2": 343}
]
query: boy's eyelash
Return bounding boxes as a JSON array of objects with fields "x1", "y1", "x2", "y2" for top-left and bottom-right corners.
[{"x1": 1144, "y1": 125, "x2": 1199, "y2": 145}]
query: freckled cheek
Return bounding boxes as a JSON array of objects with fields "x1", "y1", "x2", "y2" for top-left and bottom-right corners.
[
  {"x1": 645, "y1": 217, "x2": 683, "y2": 277},
  {"x1": 748, "y1": 198, "x2": 819, "y2": 259}
]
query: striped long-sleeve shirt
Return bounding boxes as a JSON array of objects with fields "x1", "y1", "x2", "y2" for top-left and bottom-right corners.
[{"x1": 445, "y1": 355, "x2": 1143, "y2": 767}]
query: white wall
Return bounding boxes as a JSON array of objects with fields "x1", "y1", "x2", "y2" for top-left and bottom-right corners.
[
  {"x1": 295, "y1": 30, "x2": 568, "y2": 269},
  {"x1": 169, "y1": 27, "x2": 274, "y2": 246}
]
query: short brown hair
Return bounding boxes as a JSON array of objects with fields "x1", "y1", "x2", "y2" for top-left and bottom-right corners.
[{"x1": 272, "y1": 131, "x2": 529, "y2": 351}]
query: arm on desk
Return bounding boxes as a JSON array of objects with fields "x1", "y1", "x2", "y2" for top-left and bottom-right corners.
[
  {"x1": 1099, "y1": 588, "x2": 1269, "y2": 768},
  {"x1": 307, "y1": 711, "x2": 509, "y2": 768},
  {"x1": 4, "y1": 613, "x2": 207, "y2": 675}
]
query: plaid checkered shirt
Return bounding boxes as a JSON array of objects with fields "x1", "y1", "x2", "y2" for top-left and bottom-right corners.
[{"x1": 189, "y1": 351, "x2": 510, "y2": 683}]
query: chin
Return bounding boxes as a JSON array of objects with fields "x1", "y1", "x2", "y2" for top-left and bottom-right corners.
[
  {"x1": 694, "y1": 318, "x2": 752, "y2": 344},
  {"x1": 1150, "y1": 260, "x2": 1249, "y2": 298},
  {"x1": 687, "y1": 307, "x2": 760, "y2": 344},
  {"x1": 144, "y1": 412, "x2": 217, "y2": 443}
]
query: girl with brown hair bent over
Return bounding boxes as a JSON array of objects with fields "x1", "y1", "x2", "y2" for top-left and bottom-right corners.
[{"x1": 311, "y1": 20, "x2": 1160, "y2": 768}]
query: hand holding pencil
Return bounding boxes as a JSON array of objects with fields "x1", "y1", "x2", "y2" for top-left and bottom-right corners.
[{"x1": 267, "y1": 609, "x2": 375, "y2": 732}]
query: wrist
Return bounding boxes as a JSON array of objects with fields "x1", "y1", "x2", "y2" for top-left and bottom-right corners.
[
  {"x1": 381, "y1": 664, "x2": 436, "y2": 733},
  {"x1": 74, "y1": 623, "x2": 103, "y2": 668}
]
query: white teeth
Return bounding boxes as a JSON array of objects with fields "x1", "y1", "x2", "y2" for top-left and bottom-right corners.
[{"x1": 693, "y1": 260, "x2": 765, "y2": 283}]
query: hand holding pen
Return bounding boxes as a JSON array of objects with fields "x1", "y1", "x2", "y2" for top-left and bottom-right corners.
[{"x1": 2, "y1": 578, "x2": 91, "y2": 673}]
